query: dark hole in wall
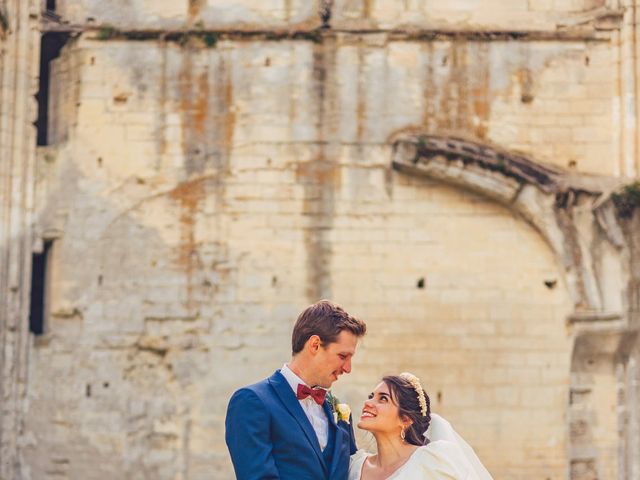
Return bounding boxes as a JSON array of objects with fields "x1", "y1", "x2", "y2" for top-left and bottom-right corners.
[
  {"x1": 29, "y1": 240, "x2": 53, "y2": 335},
  {"x1": 35, "y1": 32, "x2": 69, "y2": 146},
  {"x1": 45, "y1": 0, "x2": 56, "y2": 11}
]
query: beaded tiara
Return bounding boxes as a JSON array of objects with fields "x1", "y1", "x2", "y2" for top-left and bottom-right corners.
[{"x1": 399, "y1": 372, "x2": 428, "y2": 417}]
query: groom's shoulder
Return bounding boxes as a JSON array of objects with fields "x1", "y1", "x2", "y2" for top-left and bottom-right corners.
[
  {"x1": 229, "y1": 370, "x2": 281, "y2": 403},
  {"x1": 236, "y1": 376, "x2": 270, "y2": 395}
]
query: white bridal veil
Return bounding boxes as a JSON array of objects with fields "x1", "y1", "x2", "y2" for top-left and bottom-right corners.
[{"x1": 425, "y1": 414, "x2": 494, "y2": 480}]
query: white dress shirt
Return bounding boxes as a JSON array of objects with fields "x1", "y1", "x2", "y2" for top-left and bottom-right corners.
[{"x1": 281, "y1": 364, "x2": 329, "y2": 451}]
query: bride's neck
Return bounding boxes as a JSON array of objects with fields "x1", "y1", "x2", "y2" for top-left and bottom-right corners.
[{"x1": 371, "y1": 433, "x2": 415, "y2": 468}]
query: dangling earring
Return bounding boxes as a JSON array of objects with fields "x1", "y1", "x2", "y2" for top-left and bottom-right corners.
[{"x1": 400, "y1": 427, "x2": 406, "y2": 441}]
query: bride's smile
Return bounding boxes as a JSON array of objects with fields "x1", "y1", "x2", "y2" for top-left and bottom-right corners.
[
  {"x1": 349, "y1": 374, "x2": 492, "y2": 479},
  {"x1": 357, "y1": 383, "x2": 402, "y2": 434}
]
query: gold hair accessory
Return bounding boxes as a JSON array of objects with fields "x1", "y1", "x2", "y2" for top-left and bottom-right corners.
[{"x1": 399, "y1": 372, "x2": 427, "y2": 417}]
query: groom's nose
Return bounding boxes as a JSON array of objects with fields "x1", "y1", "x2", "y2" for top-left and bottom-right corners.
[{"x1": 342, "y1": 358, "x2": 352, "y2": 374}]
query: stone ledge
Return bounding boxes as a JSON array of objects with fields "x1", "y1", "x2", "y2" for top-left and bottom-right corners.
[
  {"x1": 573, "y1": 321, "x2": 638, "y2": 358},
  {"x1": 568, "y1": 311, "x2": 624, "y2": 324},
  {"x1": 40, "y1": 20, "x2": 612, "y2": 43}
]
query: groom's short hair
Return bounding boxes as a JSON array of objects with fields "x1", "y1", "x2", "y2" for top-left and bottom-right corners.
[{"x1": 291, "y1": 300, "x2": 366, "y2": 354}]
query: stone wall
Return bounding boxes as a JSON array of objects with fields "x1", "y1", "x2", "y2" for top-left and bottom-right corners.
[
  {"x1": 19, "y1": 28, "x2": 606, "y2": 480},
  {"x1": 55, "y1": 0, "x2": 614, "y2": 31},
  {"x1": 2, "y1": 0, "x2": 640, "y2": 479},
  {"x1": 0, "y1": 0, "x2": 42, "y2": 478}
]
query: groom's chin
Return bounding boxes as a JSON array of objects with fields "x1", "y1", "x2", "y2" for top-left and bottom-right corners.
[{"x1": 320, "y1": 374, "x2": 339, "y2": 388}]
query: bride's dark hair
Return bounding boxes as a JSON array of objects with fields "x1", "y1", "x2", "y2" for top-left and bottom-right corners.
[{"x1": 382, "y1": 375, "x2": 431, "y2": 446}]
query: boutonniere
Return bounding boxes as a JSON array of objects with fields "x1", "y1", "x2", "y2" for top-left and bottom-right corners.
[{"x1": 326, "y1": 391, "x2": 351, "y2": 424}]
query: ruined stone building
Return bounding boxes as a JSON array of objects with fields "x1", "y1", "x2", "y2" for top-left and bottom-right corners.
[{"x1": 2, "y1": 0, "x2": 640, "y2": 478}]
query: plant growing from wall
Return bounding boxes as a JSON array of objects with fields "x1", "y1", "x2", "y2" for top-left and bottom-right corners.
[
  {"x1": 612, "y1": 182, "x2": 640, "y2": 218},
  {"x1": 95, "y1": 25, "x2": 117, "y2": 40},
  {"x1": 0, "y1": 7, "x2": 9, "y2": 36}
]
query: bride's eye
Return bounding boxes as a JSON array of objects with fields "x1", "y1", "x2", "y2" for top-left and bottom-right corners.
[{"x1": 367, "y1": 393, "x2": 374, "y2": 399}]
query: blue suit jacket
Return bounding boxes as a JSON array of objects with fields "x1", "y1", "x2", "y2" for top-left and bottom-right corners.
[{"x1": 225, "y1": 370, "x2": 358, "y2": 479}]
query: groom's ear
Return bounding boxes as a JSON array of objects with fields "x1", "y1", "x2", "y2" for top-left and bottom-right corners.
[{"x1": 306, "y1": 335, "x2": 322, "y2": 353}]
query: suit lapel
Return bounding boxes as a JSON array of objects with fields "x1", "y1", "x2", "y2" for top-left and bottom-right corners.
[
  {"x1": 268, "y1": 371, "x2": 328, "y2": 475},
  {"x1": 322, "y1": 400, "x2": 337, "y2": 428},
  {"x1": 323, "y1": 400, "x2": 345, "y2": 478}
]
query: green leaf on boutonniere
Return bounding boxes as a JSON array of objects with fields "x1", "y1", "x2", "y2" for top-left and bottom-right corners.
[{"x1": 326, "y1": 391, "x2": 338, "y2": 412}]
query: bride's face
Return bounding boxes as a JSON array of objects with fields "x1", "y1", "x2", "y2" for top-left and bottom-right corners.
[{"x1": 357, "y1": 382, "x2": 405, "y2": 435}]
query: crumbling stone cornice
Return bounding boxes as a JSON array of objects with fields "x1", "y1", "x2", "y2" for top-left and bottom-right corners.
[
  {"x1": 397, "y1": 134, "x2": 567, "y2": 194},
  {"x1": 391, "y1": 133, "x2": 627, "y2": 313},
  {"x1": 39, "y1": 21, "x2": 611, "y2": 43},
  {"x1": 382, "y1": 28, "x2": 610, "y2": 43},
  {"x1": 391, "y1": 134, "x2": 620, "y2": 202}
]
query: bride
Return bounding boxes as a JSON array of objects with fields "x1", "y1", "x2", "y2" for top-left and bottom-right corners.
[{"x1": 348, "y1": 373, "x2": 493, "y2": 480}]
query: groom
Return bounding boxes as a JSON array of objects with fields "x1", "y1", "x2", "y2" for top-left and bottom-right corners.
[{"x1": 225, "y1": 300, "x2": 367, "y2": 479}]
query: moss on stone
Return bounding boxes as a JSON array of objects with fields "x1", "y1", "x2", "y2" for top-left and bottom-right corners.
[
  {"x1": 0, "y1": 8, "x2": 9, "y2": 34},
  {"x1": 612, "y1": 182, "x2": 640, "y2": 218},
  {"x1": 201, "y1": 32, "x2": 219, "y2": 47},
  {"x1": 95, "y1": 25, "x2": 117, "y2": 40},
  {"x1": 296, "y1": 29, "x2": 323, "y2": 44}
]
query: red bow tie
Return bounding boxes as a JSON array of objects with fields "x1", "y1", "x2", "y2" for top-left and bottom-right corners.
[{"x1": 296, "y1": 384, "x2": 327, "y2": 405}]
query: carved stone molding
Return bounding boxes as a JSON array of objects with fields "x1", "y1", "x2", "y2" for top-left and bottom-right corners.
[{"x1": 392, "y1": 133, "x2": 637, "y2": 480}]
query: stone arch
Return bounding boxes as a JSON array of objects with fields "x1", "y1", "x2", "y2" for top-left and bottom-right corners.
[
  {"x1": 390, "y1": 134, "x2": 637, "y2": 479},
  {"x1": 392, "y1": 134, "x2": 625, "y2": 312},
  {"x1": 336, "y1": 168, "x2": 573, "y2": 477}
]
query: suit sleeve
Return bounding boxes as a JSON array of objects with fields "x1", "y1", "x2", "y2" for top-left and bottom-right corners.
[{"x1": 225, "y1": 388, "x2": 280, "y2": 479}]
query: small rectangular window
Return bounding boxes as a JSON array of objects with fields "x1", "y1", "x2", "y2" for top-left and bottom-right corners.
[
  {"x1": 29, "y1": 240, "x2": 53, "y2": 335},
  {"x1": 36, "y1": 32, "x2": 69, "y2": 146}
]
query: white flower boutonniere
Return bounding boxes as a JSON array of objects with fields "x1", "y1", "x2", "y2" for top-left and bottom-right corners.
[
  {"x1": 336, "y1": 403, "x2": 351, "y2": 424},
  {"x1": 327, "y1": 391, "x2": 351, "y2": 424}
]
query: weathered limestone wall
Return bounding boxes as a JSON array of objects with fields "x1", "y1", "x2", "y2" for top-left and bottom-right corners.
[
  {"x1": 390, "y1": 134, "x2": 632, "y2": 480},
  {"x1": 0, "y1": 1, "x2": 636, "y2": 479},
  {"x1": 56, "y1": 0, "x2": 322, "y2": 30},
  {"x1": 0, "y1": 0, "x2": 41, "y2": 478},
  {"x1": 47, "y1": 33, "x2": 618, "y2": 173},
  {"x1": 619, "y1": 212, "x2": 640, "y2": 480},
  {"x1": 55, "y1": 0, "x2": 614, "y2": 31},
  {"x1": 331, "y1": 0, "x2": 614, "y2": 30},
  {"x1": 615, "y1": 0, "x2": 640, "y2": 177},
  {"x1": 20, "y1": 28, "x2": 616, "y2": 478},
  {"x1": 618, "y1": 345, "x2": 640, "y2": 480},
  {"x1": 333, "y1": 179, "x2": 574, "y2": 476}
]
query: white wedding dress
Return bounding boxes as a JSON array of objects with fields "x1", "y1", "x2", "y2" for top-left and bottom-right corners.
[{"x1": 348, "y1": 415, "x2": 493, "y2": 480}]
